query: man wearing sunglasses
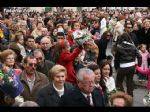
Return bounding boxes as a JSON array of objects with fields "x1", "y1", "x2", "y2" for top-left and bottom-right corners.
[
  {"x1": 20, "y1": 55, "x2": 49, "y2": 102},
  {"x1": 124, "y1": 23, "x2": 139, "y2": 47}
]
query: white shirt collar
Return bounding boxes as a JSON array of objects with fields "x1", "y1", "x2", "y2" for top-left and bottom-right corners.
[
  {"x1": 53, "y1": 83, "x2": 64, "y2": 97},
  {"x1": 81, "y1": 92, "x2": 92, "y2": 98}
]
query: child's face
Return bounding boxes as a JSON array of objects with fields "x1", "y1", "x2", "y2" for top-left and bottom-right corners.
[
  {"x1": 74, "y1": 23, "x2": 80, "y2": 30},
  {"x1": 108, "y1": 59, "x2": 112, "y2": 64},
  {"x1": 141, "y1": 46, "x2": 146, "y2": 52}
]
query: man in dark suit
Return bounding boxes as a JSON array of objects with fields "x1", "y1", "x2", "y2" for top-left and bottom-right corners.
[{"x1": 59, "y1": 68, "x2": 105, "y2": 107}]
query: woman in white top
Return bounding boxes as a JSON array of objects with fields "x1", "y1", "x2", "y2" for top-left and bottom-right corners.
[
  {"x1": 101, "y1": 60, "x2": 116, "y2": 93},
  {"x1": 100, "y1": 60, "x2": 116, "y2": 106}
]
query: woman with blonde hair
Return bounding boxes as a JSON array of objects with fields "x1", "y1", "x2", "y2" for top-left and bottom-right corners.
[{"x1": 36, "y1": 64, "x2": 73, "y2": 106}]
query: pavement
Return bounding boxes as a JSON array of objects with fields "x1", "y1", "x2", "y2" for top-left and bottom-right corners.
[
  {"x1": 133, "y1": 87, "x2": 147, "y2": 106},
  {"x1": 112, "y1": 71, "x2": 148, "y2": 107},
  {"x1": 133, "y1": 74, "x2": 148, "y2": 106}
]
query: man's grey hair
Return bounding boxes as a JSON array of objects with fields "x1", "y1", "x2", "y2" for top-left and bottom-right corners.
[
  {"x1": 19, "y1": 101, "x2": 39, "y2": 107},
  {"x1": 40, "y1": 36, "x2": 52, "y2": 44},
  {"x1": 77, "y1": 68, "x2": 94, "y2": 81},
  {"x1": 33, "y1": 49, "x2": 45, "y2": 59}
]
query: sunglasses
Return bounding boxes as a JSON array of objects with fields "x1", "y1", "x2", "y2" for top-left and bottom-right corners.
[{"x1": 28, "y1": 63, "x2": 37, "y2": 67}]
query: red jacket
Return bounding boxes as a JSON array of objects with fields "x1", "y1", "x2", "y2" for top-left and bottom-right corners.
[
  {"x1": 67, "y1": 29, "x2": 75, "y2": 47},
  {"x1": 57, "y1": 47, "x2": 82, "y2": 85}
]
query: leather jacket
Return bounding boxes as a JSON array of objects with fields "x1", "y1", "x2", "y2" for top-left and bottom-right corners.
[{"x1": 115, "y1": 41, "x2": 142, "y2": 67}]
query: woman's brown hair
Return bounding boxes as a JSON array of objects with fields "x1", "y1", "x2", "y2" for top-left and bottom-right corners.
[
  {"x1": 54, "y1": 39, "x2": 69, "y2": 63},
  {"x1": 110, "y1": 91, "x2": 133, "y2": 107}
]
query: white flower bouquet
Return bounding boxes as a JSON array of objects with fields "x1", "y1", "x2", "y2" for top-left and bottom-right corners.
[{"x1": 72, "y1": 30, "x2": 91, "y2": 45}]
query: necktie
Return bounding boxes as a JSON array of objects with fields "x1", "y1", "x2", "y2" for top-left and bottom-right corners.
[{"x1": 87, "y1": 95, "x2": 91, "y2": 105}]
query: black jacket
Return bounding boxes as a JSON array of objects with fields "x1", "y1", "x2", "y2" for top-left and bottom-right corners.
[
  {"x1": 36, "y1": 82, "x2": 73, "y2": 107},
  {"x1": 139, "y1": 28, "x2": 150, "y2": 51},
  {"x1": 132, "y1": 30, "x2": 141, "y2": 46},
  {"x1": 115, "y1": 41, "x2": 142, "y2": 66},
  {"x1": 36, "y1": 60, "x2": 54, "y2": 80},
  {"x1": 59, "y1": 86, "x2": 105, "y2": 107},
  {"x1": 42, "y1": 46, "x2": 55, "y2": 63},
  {"x1": 95, "y1": 38, "x2": 110, "y2": 65},
  {"x1": 129, "y1": 32, "x2": 139, "y2": 47}
]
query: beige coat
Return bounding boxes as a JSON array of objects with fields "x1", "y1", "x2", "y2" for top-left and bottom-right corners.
[{"x1": 20, "y1": 71, "x2": 49, "y2": 102}]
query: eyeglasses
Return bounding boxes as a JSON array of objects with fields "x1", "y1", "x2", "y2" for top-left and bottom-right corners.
[
  {"x1": 82, "y1": 80, "x2": 95, "y2": 85},
  {"x1": 107, "y1": 34, "x2": 111, "y2": 36},
  {"x1": 36, "y1": 57, "x2": 43, "y2": 61},
  {"x1": 28, "y1": 63, "x2": 37, "y2": 67}
]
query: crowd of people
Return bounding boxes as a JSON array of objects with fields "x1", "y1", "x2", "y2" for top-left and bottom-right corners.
[{"x1": 0, "y1": 7, "x2": 150, "y2": 107}]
